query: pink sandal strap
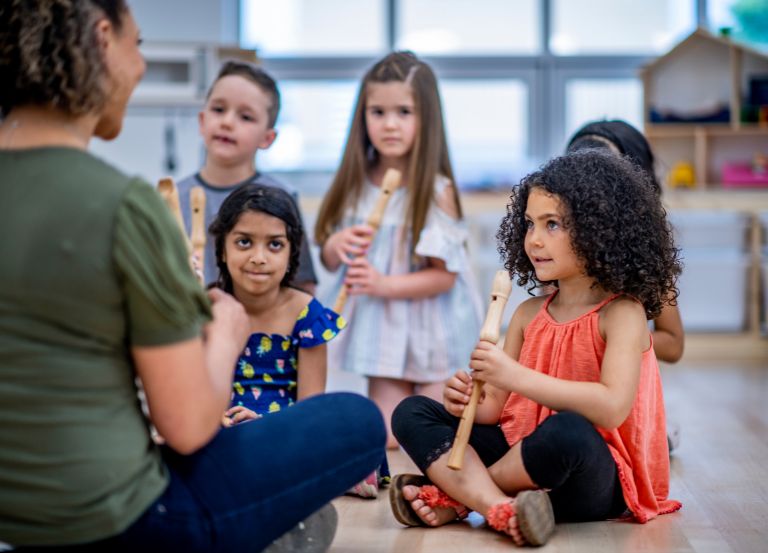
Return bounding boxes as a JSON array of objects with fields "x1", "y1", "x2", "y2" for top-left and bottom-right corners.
[
  {"x1": 417, "y1": 485, "x2": 468, "y2": 520},
  {"x1": 486, "y1": 501, "x2": 516, "y2": 532}
]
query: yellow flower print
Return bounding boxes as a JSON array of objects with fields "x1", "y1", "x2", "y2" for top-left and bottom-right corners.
[
  {"x1": 288, "y1": 380, "x2": 297, "y2": 390},
  {"x1": 263, "y1": 374, "x2": 273, "y2": 383},
  {"x1": 269, "y1": 402, "x2": 281, "y2": 413},
  {"x1": 322, "y1": 328, "x2": 336, "y2": 341},
  {"x1": 336, "y1": 316, "x2": 347, "y2": 330},
  {"x1": 257, "y1": 336, "x2": 272, "y2": 355},
  {"x1": 234, "y1": 382, "x2": 245, "y2": 395},
  {"x1": 242, "y1": 363, "x2": 255, "y2": 379},
  {"x1": 297, "y1": 305, "x2": 309, "y2": 320},
  {"x1": 281, "y1": 339, "x2": 290, "y2": 351}
]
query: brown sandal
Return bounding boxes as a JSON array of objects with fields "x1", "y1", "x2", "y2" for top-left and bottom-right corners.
[
  {"x1": 486, "y1": 490, "x2": 555, "y2": 546},
  {"x1": 389, "y1": 474, "x2": 469, "y2": 527}
]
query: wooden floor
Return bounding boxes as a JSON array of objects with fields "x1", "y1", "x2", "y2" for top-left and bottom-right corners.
[{"x1": 327, "y1": 362, "x2": 768, "y2": 552}]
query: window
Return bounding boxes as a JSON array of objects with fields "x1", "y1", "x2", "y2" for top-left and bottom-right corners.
[
  {"x1": 241, "y1": 0, "x2": 385, "y2": 56},
  {"x1": 441, "y1": 80, "x2": 531, "y2": 189},
  {"x1": 396, "y1": 0, "x2": 540, "y2": 55},
  {"x1": 551, "y1": 0, "x2": 695, "y2": 54},
  {"x1": 259, "y1": 80, "x2": 359, "y2": 172},
  {"x1": 564, "y1": 79, "x2": 643, "y2": 148}
]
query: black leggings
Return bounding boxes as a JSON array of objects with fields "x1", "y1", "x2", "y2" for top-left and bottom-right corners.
[{"x1": 392, "y1": 396, "x2": 627, "y2": 522}]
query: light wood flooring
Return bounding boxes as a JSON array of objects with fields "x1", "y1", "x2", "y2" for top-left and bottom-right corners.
[{"x1": 327, "y1": 362, "x2": 768, "y2": 553}]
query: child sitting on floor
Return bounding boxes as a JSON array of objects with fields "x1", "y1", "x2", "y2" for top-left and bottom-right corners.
[{"x1": 389, "y1": 150, "x2": 682, "y2": 546}]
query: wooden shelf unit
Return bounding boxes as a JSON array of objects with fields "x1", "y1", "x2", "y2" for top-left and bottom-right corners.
[{"x1": 641, "y1": 29, "x2": 768, "y2": 192}]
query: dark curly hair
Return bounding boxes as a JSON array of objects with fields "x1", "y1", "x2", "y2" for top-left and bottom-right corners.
[
  {"x1": 497, "y1": 149, "x2": 681, "y2": 319},
  {"x1": 209, "y1": 184, "x2": 303, "y2": 293},
  {"x1": 0, "y1": 0, "x2": 127, "y2": 117}
]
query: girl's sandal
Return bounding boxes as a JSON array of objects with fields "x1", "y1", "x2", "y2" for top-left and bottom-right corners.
[
  {"x1": 487, "y1": 490, "x2": 555, "y2": 546},
  {"x1": 389, "y1": 474, "x2": 469, "y2": 527}
]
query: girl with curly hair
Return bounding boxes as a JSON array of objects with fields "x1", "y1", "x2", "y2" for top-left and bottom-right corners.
[
  {"x1": 0, "y1": 1, "x2": 384, "y2": 550},
  {"x1": 567, "y1": 119, "x2": 684, "y2": 364},
  {"x1": 389, "y1": 149, "x2": 682, "y2": 547}
]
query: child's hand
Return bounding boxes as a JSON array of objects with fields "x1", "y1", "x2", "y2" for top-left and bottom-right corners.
[
  {"x1": 190, "y1": 252, "x2": 204, "y2": 283},
  {"x1": 344, "y1": 257, "x2": 386, "y2": 297},
  {"x1": 469, "y1": 341, "x2": 518, "y2": 391},
  {"x1": 443, "y1": 370, "x2": 477, "y2": 417},
  {"x1": 221, "y1": 405, "x2": 262, "y2": 427},
  {"x1": 331, "y1": 224, "x2": 373, "y2": 264}
]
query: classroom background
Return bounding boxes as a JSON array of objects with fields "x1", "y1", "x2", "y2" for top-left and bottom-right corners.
[
  {"x1": 91, "y1": 0, "x2": 768, "y2": 358},
  {"x1": 82, "y1": 1, "x2": 768, "y2": 551}
]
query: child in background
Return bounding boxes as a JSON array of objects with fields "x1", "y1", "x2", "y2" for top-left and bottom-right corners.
[
  {"x1": 314, "y1": 51, "x2": 483, "y2": 451},
  {"x1": 177, "y1": 60, "x2": 317, "y2": 292},
  {"x1": 566, "y1": 119, "x2": 684, "y2": 364},
  {"x1": 209, "y1": 184, "x2": 344, "y2": 425},
  {"x1": 390, "y1": 151, "x2": 682, "y2": 546},
  {"x1": 567, "y1": 119, "x2": 684, "y2": 452}
]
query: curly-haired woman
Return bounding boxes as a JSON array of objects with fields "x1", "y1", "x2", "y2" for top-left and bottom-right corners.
[
  {"x1": 389, "y1": 150, "x2": 682, "y2": 547},
  {"x1": 0, "y1": 2, "x2": 384, "y2": 551}
]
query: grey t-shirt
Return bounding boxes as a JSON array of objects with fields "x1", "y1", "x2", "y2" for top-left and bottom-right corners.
[{"x1": 175, "y1": 172, "x2": 317, "y2": 287}]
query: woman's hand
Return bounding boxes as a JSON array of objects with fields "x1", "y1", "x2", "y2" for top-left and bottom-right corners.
[
  {"x1": 221, "y1": 405, "x2": 261, "y2": 427},
  {"x1": 443, "y1": 370, "x2": 480, "y2": 417},
  {"x1": 205, "y1": 288, "x2": 250, "y2": 350},
  {"x1": 344, "y1": 257, "x2": 387, "y2": 297},
  {"x1": 469, "y1": 341, "x2": 519, "y2": 392}
]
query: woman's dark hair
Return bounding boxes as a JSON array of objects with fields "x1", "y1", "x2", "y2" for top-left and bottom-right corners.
[
  {"x1": 0, "y1": 0, "x2": 128, "y2": 117},
  {"x1": 567, "y1": 120, "x2": 661, "y2": 195},
  {"x1": 209, "y1": 184, "x2": 303, "y2": 293},
  {"x1": 498, "y1": 149, "x2": 681, "y2": 319}
]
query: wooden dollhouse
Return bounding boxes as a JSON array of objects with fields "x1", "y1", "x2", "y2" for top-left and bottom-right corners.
[
  {"x1": 641, "y1": 28, "x2": 768, "y2": 191},
  {"x1": 641, "y1": 29, "x2": 768, "y2": 355}
]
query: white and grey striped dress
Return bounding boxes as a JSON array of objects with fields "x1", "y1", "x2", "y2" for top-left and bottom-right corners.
[{"x1": 324, "y1": 177, "x2": 483, "y2": 383}]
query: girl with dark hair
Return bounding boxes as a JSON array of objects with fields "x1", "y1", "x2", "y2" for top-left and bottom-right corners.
[
  {"x1": 209, "y1": 184, "x2": 345, "y2": 424},
  {"x1": 389, "y1": 150, "x2": 682, "y2": 547},
  {"x1": 0, "y1": 1, "x2": 384, "y2": 550}
]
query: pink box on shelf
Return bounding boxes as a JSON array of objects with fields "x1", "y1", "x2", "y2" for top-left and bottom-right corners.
[{"x1": 721, "y1": 162, "x2": 768, "y2": 188}]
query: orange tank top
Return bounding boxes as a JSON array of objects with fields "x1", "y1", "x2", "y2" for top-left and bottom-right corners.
[{"x1": 499, "y1": 293, "x2": 681, "y2": 523}]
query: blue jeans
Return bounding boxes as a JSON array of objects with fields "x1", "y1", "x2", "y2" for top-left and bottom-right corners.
[{"x1": 18, "y1": 392, "x2": 385, "y2": 552}]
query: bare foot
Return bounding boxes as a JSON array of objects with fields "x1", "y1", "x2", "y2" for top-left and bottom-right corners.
[
  {"x1": 505, "y1": 509, "x2": 524, "y2": 547},
  {"x1": 401, "y1": 485, "x2": 462, "y2": 527}
]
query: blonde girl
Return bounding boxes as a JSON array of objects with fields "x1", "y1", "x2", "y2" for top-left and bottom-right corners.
[{"x1": 315, "y1": 51, "x2": 482, "y2": 450}]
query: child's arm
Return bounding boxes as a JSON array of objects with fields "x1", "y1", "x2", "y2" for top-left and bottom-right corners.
[
  {"x1": 345, "y1": 256, "x2": 456, "y2": 299},
  {"x1": 445, "y1": 296, "x2": 537, "y2": 424},
  {"x1": 651, "y1": 303, "x2": 684, "y2": 363},
  {"x1": 320, "y1": 225, "x2": 373, "y2": 271},
  {"x1": 470, "y1": 296, "x2": 648, "y2": 430},
  {"x1": 297, "y1": 343, "x2": 328, "y2": 401}
]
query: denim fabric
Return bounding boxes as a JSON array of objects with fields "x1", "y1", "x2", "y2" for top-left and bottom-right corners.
[{"x1": 16, "y1": 392, "x2": 385, "y2": 553}]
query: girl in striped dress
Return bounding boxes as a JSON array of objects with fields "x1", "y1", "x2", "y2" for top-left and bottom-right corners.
[{"x1": 314, "y1": 51, "x2": 483, "y2": 458}]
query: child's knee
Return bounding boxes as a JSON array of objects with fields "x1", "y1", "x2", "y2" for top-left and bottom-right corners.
[{"x1": 535, "y1": 412, "x2": 601, "y2": 455}]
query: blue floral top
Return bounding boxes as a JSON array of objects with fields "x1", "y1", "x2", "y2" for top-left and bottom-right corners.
[{"x1": 230, "y1": 298, "x2": 345, "y2": 415}]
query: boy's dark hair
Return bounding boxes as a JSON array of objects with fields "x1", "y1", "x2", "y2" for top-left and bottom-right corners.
[
  {"x1": 567, "y1": 120, "x2": 661, "y2": 195},
  {"x1": 497, "y1": 149, "x2": 681, "y2": 319},
  {"x1": 0, "y1": 0, "x2": 128, "y2": 117},
  {"x1": 209, "y1": 184, "x2": 302, "y2": 293},
  {"x1": 207, "y1": 60, "x2": 281, "y2": 128}
]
